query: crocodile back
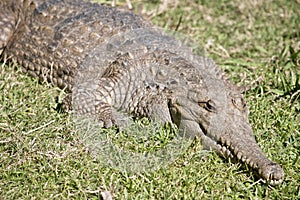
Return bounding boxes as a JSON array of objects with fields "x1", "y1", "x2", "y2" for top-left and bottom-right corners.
[{"x1": 1, "y1": 0, "x2": 150, "y2": 91}]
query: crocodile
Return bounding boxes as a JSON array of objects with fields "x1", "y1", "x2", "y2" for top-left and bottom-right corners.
[{"x1": 0, "y1": 0, "x2": 284, "y2": 185}]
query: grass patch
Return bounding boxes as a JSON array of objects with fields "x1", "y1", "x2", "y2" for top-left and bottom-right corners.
[{"x1": 1, "y1": 0, "x2": 299, "y2": 199}]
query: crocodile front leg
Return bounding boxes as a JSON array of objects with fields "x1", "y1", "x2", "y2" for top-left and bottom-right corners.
[
  {"x1": 72, "y1": 78, "x2": 119, "y2": 128},
  {"x1": 72, "y1": 72, "x2": 173, "y2": 128}
]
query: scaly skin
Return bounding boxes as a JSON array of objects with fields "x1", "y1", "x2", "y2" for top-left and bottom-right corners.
[{"x1": 0, "y1": 0, "x2": 284, "y2": 185}]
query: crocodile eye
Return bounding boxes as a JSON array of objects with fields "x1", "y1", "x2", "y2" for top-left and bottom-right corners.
[{"x1": 198, "y1": 100, "x2": 217, "y2": 112}]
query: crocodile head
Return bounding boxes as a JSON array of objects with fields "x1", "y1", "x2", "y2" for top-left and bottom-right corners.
[{"x1": 168, "y1": 57, "x2": 284, "y2": 185}]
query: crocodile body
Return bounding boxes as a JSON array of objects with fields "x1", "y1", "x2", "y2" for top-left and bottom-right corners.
[{"x1": 0, "y1": 0, "x2": 284, "y2": 185}]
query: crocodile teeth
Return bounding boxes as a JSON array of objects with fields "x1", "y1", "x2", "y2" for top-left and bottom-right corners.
[
  {"x1": 271, "y1": 179, "x2": 283, "y2": 185},
  {"x1": 262, "y1": 178, "x2": 282, "y2": 185},
  {"x1": 258, "y1": 169, "x2": 262, "y2": 175},
  {"x1": 220, "y1": 137, "x2": 224, "y2": 145},
  {"x1": 249, "y1": 160, "x2": 254, "y2": 168},
  {"x1": 242, "y1": 156, "x2": 246, "y2": 162},
  {"x1": 245, "y1": 158, "x2": 251, "y2": 165},
  {"x1": 237, "y1": 152, "x2": 242, "y2": 160},
  {"x1": 222, "y1": 146, "x2": 227, "y2": 154},
  {"x1": 225, "y1": 149, "x2": 231, "y2": 157},
  {"x1": 226, "y1": 140, "x2": 231, "y2": 147}
]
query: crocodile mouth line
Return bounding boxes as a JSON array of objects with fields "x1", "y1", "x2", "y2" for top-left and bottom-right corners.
[
  {"x1": 198, "y1": 126, "x2": 247, "y2": 164},
  {"x1": 214, "y1": 140, "x2": 257, "y2": 168},
  {"x1": 207, "y1": 136, "x2": 282, "y2": 185}
]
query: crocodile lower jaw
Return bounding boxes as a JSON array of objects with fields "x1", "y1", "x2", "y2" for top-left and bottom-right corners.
[{"x1": 212, "y1": 140, "x2": 283, "y2": 185}]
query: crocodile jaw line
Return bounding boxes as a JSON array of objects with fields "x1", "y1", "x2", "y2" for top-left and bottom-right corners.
[{"x1": 199, "y1": 126, "x2": 283, "y2": 185}]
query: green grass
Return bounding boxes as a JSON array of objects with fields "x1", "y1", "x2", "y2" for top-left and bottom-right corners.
[{"x1": 1, "y1": 0, "x2": 299, "y2": 199}]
